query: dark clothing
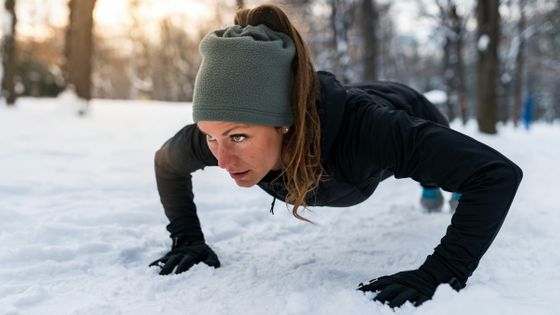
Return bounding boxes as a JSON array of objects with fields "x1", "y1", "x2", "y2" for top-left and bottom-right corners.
[{"x1": 154, "y1": 71, "x2": 522, "y2": 285}]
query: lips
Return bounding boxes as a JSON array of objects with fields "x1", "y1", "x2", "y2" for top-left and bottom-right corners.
[{"x1": 229, "y1": 170, "x2": 250, "y2": 180}]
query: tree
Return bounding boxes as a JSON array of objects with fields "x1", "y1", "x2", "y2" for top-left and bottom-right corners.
[
  {"x1": 127, "y1": 0, "x2": 152, "y2": 100},
  {"x1": 2, "y1": 0, "x2": 17, "y2": 106},
  {"x1": 512, "y1": 0, "x2": 527, "y2": 126},
  {"x1": 375, "y1": 3, "x2": 394, "y2": 80},
  {"x1": 330, "y1": 0, "x2": 352, "y2": 83},
  {"x1": 92, "y1": 33, "x2": 131, "y2": 100},
  {"x1": 64, "y1": 0, "x2": 96, "y2": 101},
  {"x1": 435, "y1": 0, "x2": 468, "y2": 124},
  {"x1": 476, "y1": 0, "x2": 500, "y2": 134},
  {"x1": 359, "y1": 0, "x2": 379, "y2": 81},
  {"x1": 150, "y1": 18, "x2": 202, "y2": 102}
]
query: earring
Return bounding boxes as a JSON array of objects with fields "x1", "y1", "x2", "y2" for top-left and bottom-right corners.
[{"x1": 282, "y1": 127, "x2": 289, "y2": 134}]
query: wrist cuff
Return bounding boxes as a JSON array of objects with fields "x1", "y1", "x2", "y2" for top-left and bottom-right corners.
[
  {"x1": 420, "y1": 254, "x2": 466, "y2": 290},
  {"x1": 166, "y1": 220, "x2": 205, "y2": 243}
]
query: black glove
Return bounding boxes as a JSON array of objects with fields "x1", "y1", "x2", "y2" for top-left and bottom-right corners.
[
  {"x1": 149, "y1": 236, "x2": 220, "y2": 275},
  {"x1": 357, "y1": 267, "x2": 464, "y2": 308}
]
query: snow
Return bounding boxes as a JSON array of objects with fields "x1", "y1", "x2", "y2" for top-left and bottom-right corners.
[
  {"x1": 478, "y1": 34, "x2": 490, "y2": 51},
  {"x1": 1, "y1": 98, "x2": 559, "y2": 315},
  {"x1": 423, "y1": 90, "x2": 447, "y2": 104},
  {"x1": 56, "y1": 86, "x2": 90, "y2": 116}
]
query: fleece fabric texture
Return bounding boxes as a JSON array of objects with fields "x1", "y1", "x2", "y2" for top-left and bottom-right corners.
[{"x1": 192, "y1": 24, "x2": 296, "y2": 127}]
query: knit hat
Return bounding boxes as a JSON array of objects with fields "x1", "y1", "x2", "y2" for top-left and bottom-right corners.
[{"x1": 192, "y1": 24, "x2": 295, "y2": 126}]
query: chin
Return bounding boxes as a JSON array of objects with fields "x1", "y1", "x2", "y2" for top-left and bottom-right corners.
[
  {"x1": 235, "y1": 181, "x2": 257, "y2": 188},
  {"x1": 234, "y1": 178, "x2": 258, "y2": 188}
]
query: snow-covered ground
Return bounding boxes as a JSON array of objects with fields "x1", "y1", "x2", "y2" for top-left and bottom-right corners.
[{"x1": 1, "y1": 98, "x2": 559, "y2": 315}]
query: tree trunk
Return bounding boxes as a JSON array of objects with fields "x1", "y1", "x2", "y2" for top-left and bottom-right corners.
[
  {"x1": 2, "y1": 0, "x2": 17, "y2": 106},
  {"x1": 476, "y1": 0, "x2": 500, "y2": 134},
  {"x1": 330, "y1": 0, "x2": 352, "y2": 83},
  {"x1": 450, "y1": 3, "x2": 468, "y2": 125},
  {"x1": 360, "y1": 0, "x2": 378, "y2": 81},
  {"x1": 443, "y1": 28, "x2": 456, "y2": 121},
  {"x1": 448, "y1": 0, "x2": 468, "y2": 125},
  {"x1": 65, "y1": 0, "x2": 96, "y2": 100},
  {"x1": 438, "y1": 1, "x2": 467, "y2": 123},
  {"x1": 512, "y1": 0, "x2": 526, "y2": 127}
]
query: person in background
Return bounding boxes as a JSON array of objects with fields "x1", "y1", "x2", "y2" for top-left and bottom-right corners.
[
  {"x1": 149, "y1": 4, "x2": 522, "y2": 308},
  {"x1": 522, "y1": 93, "x2": 534, "y2": 130}
]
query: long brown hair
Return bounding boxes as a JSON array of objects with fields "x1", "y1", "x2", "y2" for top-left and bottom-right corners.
[{"x1": 234, "y1": 4, "x2": 324, "y2": 223}]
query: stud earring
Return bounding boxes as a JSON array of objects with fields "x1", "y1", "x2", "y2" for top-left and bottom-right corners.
[{"x1": 282, "y1": 127, "x2": 289, "y2": 134}]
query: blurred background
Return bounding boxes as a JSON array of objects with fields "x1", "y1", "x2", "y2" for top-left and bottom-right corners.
[{"x1": 0, "y1": 0, "x2": 558, "y2": 133}]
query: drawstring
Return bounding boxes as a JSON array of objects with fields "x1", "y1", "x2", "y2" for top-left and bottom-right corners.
[{"x1": 269, "y1": 197, "x2": 276, "y2": 215}]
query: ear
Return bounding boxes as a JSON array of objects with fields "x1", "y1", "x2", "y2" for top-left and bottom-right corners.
[{"x1": 274, "y1": 126, "x2": 290, "y2": 136}]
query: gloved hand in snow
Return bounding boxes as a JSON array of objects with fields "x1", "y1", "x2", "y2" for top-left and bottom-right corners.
[
  {"x1": 149, "y1": 235, "x2": 220, "y2": 275},
  {"x1": 357, "y1": 264, "x2": 465, "y2": 308}
]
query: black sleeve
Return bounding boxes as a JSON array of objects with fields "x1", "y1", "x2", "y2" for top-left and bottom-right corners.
[
  {"x1": 350, "y1": 104, "x2": 522, "y2": 285},
  {"x1": 154, "y1": 124, "x2": 217, "y2": 242}
]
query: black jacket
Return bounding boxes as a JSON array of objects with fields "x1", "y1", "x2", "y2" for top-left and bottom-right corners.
[{"x1": 154, "y1": 71, "x2": 522, "y2": 285}]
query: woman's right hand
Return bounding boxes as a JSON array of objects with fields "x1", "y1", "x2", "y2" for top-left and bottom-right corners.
[{"x1": 149, "y1": 237, "x2": 220, "y2": 275}]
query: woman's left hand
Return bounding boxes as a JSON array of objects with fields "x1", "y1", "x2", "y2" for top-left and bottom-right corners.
[{"x1": 357, "y1": 268, "x2": 464, "y2": 308}]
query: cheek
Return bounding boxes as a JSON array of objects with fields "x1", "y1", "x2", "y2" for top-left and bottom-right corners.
[
  {"x1": 244, "y1": 150, "x2": 260, "y2": 165},
  {"x1": 244, "y1": 145, "x2": 272, "y2": 168},
  {"x1": 207, "y1": 145, "x2": 218, "y2": 158},
  {"x1": 264, "y1": 136, "x2": 283, "y2": 161}
]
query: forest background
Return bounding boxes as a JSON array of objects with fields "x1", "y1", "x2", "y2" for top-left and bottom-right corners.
[{"x1": 1, "y1": 0, "x2": 558, "y2": 133}]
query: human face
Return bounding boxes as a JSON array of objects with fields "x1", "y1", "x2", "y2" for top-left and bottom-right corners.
[{"x1": 197, "y1": 121, "x2": 288, "y2": 187}]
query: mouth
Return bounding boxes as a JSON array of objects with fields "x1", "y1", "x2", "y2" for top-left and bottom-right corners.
[{"x1": 229, "y1": 170, "x2": 250, "y2": 180}]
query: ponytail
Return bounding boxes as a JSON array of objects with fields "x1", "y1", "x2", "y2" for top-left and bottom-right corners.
[{"x1": 235, "y1": 4, "x2": 323, "y2": 223}]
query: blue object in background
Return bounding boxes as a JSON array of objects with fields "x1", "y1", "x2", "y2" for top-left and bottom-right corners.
[{"x1": 522, "y1": 93, "x2": 534, "y2": 130}]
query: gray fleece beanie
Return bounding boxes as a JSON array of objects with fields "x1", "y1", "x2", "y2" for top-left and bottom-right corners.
[{"x1": 192, "y1": 24, "x2": 295, "y2": 126}]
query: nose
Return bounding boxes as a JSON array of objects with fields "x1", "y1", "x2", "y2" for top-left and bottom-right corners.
[{"x1": 216, "y1": 145, "x2": 236, "y2": 170}]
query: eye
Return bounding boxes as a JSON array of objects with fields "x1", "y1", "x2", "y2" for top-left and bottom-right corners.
[
  {"x1": 206, "y1": 134, "x2": 216, "y2": 142},
  {"x1": 231, "y1": 134, "x2": 247, "y2": 143}
]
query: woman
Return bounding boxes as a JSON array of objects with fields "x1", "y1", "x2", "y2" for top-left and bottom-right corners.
[{"x1": 149, "y1": 4, "x2": 522, "y2": 308}]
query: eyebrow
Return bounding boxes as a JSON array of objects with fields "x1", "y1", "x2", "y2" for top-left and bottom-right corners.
[
  {"x1": 199, "y1": 125, "x2": 249, "y2": 137},
  {"x1": 221, "y1": 126, "x2": 242, "y2": 136}
]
